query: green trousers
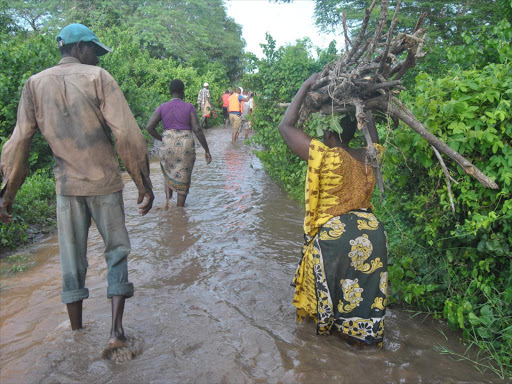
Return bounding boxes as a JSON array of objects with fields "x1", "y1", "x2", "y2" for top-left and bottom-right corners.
[{"x1": 56, "y1": 191, "x2": 134, "y2": 304}]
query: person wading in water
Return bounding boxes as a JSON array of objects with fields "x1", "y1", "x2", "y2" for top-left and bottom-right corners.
[
  {"x1": 278, "y1": 73, "x2": 388, "y2": 347},
  {"x1": 197, "y1": 82, "x2": 212, "y2": 129},
  {"x1": 227, "y1": 87, "x2": 250, "y2": 142},
  {"x1": 0, "y1": 23, "x2": 154, "y2": 350},
  {"x1": 146, "y1": 79, "x2": 212, "y2": 208}
]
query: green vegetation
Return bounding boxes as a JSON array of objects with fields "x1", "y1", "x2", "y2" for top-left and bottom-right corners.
[
  {"x1": 0, "y1": 0, "x2": 237, "y2": 251},
  {"x1": 0, "y1": 253, "x2": 34, "y2": 274},
  {"x1": 310, "y1": 0, "x2": 503, "y2": 44},
  {"x1": 242, "y1": 35, "x2": 337, "y2": 201},
  {"x1": 379, "y1": 30, "x2": 512, "y2": 377},
  {"x1": 0, "y1": 170, "x2": 55, "y2": 250}
]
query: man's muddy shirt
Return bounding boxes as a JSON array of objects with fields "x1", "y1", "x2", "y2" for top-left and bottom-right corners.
[{"x1": 1, "y1": 57, "x2": 152, "y2": 197}]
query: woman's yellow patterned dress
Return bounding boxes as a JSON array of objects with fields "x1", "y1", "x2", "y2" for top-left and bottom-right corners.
[{"x1": 292, "y1": 139, "x2": 387, "y2": 345}]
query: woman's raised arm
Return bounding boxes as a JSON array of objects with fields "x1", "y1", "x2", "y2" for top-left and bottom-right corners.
[{"x1": 278, "y1": 73, "x2": 318, "y2": 161}]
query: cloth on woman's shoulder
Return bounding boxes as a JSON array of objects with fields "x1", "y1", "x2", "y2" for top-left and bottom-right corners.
[{"x1": 304, "y1": 139, "x2": 382, "y2": 237}]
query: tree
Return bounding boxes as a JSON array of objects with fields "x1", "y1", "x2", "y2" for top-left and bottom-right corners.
[
  {"x1": 301, "y1": 1, "x2": 501, "y2": 45},
  {"x1": 4, "y1": 0, "x2": 246, "y2": 81}
]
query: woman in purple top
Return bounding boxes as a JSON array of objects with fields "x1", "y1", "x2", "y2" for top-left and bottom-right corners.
[{"x1": 146, "y1": 79, "x2": 212, "y2": 208}]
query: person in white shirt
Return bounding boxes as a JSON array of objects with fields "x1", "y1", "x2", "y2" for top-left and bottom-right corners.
[{"x1": 241, "y1": 90, "x2": 254, "y2": 138}]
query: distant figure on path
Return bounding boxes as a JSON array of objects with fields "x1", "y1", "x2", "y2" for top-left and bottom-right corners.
[
  {"x1": 241, "y1": 90, "x2": 254, "y2": 139},
  {"x1": 0, "y1": 23, "x2": 154, "y2": 350},
  {"x1": 278, "y1": 74, "x2": 388, "y2": 347},
  {"x1": 227, "y1": 87, "x2": 249, "y2": 142},
  {"x1": 146, "y1": 79, "x2": 212, "y2": 208},
  {"x1": 197, "y1": 82, "x2": 212, "y2": 129},
  {"x1": 220, "y1": 89, "x2": 230, "y2": 127}
]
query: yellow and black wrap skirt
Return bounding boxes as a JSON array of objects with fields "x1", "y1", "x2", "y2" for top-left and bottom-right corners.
[{"x1": 292, "y1": 210, "x2": 388, "y2": 345}]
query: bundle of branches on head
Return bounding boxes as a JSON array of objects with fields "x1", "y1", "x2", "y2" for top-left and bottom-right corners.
[{"x1": 299, "y1": 0, "x2": 499, "y2": 207}]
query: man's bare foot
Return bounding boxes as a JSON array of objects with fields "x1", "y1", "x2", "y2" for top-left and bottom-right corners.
[
  {"x1": 108, "y1": 337, "x2": 129, "y2": 349},
  {"x1": 102, "y1": 335, "x2": 143, "y2": 362},
  {"x1": 163, "y1": 201, "x2": 169, "y2": 211}
]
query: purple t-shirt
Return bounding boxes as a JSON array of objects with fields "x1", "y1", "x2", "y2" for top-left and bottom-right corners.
[{"x1": 157, "y1": 99, "x2": 197, "y2": 130}]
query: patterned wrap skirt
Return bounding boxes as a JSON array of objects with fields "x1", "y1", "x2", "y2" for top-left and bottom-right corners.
[
  {"x1": 159, "y1": 130, "x2": 196, "y2": 195},
  {"x1": 292, "y1": 210, "x2": 388, "y2": 345}
]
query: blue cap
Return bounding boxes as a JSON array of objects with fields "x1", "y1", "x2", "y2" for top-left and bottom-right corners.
[{"x1": 56, "y1": 23, "x2": 112, "y2": 56}]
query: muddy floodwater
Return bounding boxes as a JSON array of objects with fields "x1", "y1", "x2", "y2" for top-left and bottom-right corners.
[{"x1": 0, "y1": 127, "x2": 504, "y2": 383}]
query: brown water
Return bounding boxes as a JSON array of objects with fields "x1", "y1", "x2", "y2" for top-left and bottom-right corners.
[{"x1": 0, "y1": 126, "x2": 504, "y2": 384}]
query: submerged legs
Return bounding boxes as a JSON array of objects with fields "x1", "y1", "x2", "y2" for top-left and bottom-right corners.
[
  {"x1": 66, "y1": 300, "x2": 83, "y2": 330},
  {"x1": 108, "y1": 295, "x2": 128, "y2": 348},
  {"x1": 163, "y1": 185, "x2": 173, "y2": 211},
  {"x1": 177, "y1": 193, "x2": 187, "y2": 207}
]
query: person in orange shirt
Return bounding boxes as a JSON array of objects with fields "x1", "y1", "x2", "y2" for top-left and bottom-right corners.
[
  {"x1": 220, "y1": 89, "x2": 230, "y2": 127},
  {"x1": 227, "y1": 87, "x2": 250, "y2": 142}
]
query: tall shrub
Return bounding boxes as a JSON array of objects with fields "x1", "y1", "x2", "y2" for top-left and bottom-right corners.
[
  {"x1": 243, "y1": 35, "x2": 329, "y2": 199},
  {"x1": 0, "y1": 30, "x2": 58, "y2": 172},
  {"x1": 379, "y1": 22, "x2": 511, "y2": 376}
]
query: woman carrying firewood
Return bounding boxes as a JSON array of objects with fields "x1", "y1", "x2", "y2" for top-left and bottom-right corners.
[{"x1": 279, "y1": 73, "x2": 388, "y2": 347}]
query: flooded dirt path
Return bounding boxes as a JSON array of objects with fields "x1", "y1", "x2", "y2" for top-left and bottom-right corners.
[{"x1": 0, "y1": 126, "x2": 504, "y2": 383}]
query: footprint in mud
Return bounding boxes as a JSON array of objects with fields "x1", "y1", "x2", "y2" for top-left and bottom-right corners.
[{"x1": 101, "y1": 335, "x2": 144, "y2": 363}]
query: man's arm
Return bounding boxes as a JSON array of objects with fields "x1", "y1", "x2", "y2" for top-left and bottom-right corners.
[
  {"x1": 239, "y1": 94, "x2": 250, "y2": 103},
  {"x1": 100, "y1": 77, "x2": 154, "y2": 215},
  {"x1": 0, "y1": 82, "x2": 37, "y2": 223}
]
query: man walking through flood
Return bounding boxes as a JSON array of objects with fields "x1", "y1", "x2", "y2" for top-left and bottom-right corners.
[
  {"x1": 197, "y1": 82, "x2": 212, "y2": 128},
  {"x1": 228, "y1": 87, "x2": 250, "y2": 142},
  {"x1": 0, "y1": 23, "x2": 154, "y2": 350},
  {"x1": 220, "y1": 89, "x2": 231, "y2": 127}
]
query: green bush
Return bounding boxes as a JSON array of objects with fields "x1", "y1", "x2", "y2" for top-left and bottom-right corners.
[
  {"x1": 243, "y1": 35, "x2": 331, "y2": 200},
  {"x1": 0, "y1": 170, "x2": 56, "y2": 251},
  {"x1": 378, "y1": 58, "x2": 511, "y2": 376},
  {"x1": 0, "y1": 30, "x2": 59, "y2": 172},
  {"x1": 97, "y1": 27, "x2": 229, "y2": 139}
]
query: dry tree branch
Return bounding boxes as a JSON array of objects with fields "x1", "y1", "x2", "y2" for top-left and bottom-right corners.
[
  {"x1": 292, "y1": 0, "x2": 498, "y2": 193},
  {"x1": 364, "y1": 0, "x2": 389, "y2": 63},
  {"x1": 386, "y1": 97, "x2": 499, "y2": 189},
  {"x1": 413, "y1": 11, "x2": 427, "y2": 33},
  {"x1": 342, "y1": 11, "x2": 352, "y2": 52},
  {"x1": 348, "y1": 99, "x2": 385, "y2": 196},
  {"x1": 379, "y1": 0, "x2": 401, "y2": 76},
  {"x1": 345, "y1": 0, "x2": 378, "y2": 64},
  {"x1": 351, "y1": 36, "x2": 373, "y2": 63},
  {"x1": 364, "y1": 111, "x2": 385, "y2": 196},
  {"x1": 366, "y1": 80, "x2": 402, "y2": 93},
  {"x1": 432, "y1": 145, "x2": 456, "y2": 213}
]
